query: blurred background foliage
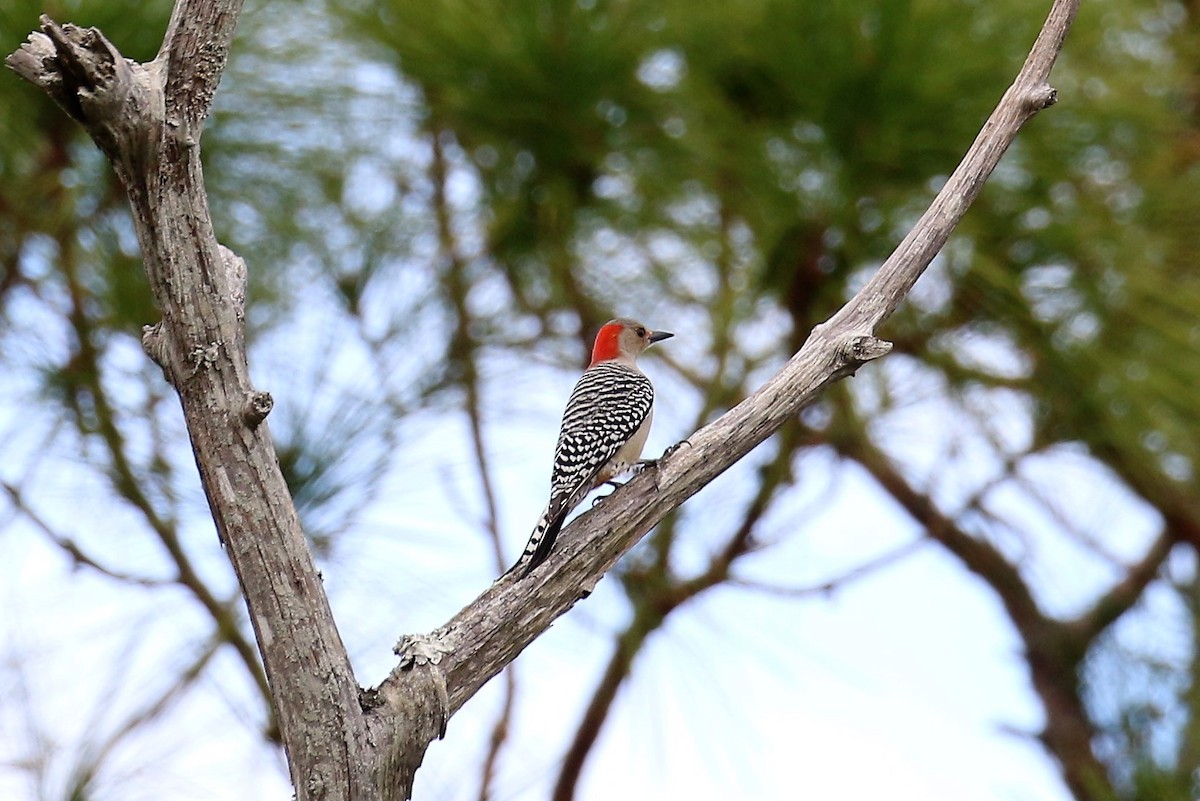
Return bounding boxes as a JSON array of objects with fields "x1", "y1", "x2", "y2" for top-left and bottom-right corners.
[{"x1": 2, "y1": 0, "x2": 1200, "y2": 799}]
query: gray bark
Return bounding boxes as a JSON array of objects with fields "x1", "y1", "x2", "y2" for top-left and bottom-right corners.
[{"x1": 6, "y1": 0, "x2": 1080, "y2": 797}]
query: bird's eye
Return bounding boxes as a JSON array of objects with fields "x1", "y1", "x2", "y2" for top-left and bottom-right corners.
[{"x1": 636, "y1": 327, "x2": 646, "y2": 338}]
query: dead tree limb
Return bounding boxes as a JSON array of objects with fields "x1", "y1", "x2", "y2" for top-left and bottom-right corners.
[
  {"x1": 399, "y1": 0, "x2": 1081, "y2": 723},
  {"x1": 7, "y1": 0, "x2": 1081, "y2": 797},
  {"x1": 8, "y1": 4, "x2": 391, "y2": 799}
]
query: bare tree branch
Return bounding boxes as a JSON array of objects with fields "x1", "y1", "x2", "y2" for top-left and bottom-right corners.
[
  {"x1": 837, "y1": 432, "x2": 1122, "y2": 801},
  {"x1": 551, "y1": 607, "x2": 657, "y2": 801},
  {"x1": 54, "y1": 244, "x2": 275, "y2": 716},
  {"x1": 730, "y1": 536, "x2": 928, "y2": 599},
  {"x1": 398, "y1": 0, "x2": 1081, "y2": 727},
  {"x1": 551, "y1": 418, "x2": 803, "y2": 800},
  {"x1": 7, "y1": 0, "x2": 1082, "y2": 797},
  {"x1": 475, "y1": 667, "x2": 516, "y2": 801},
  {"x1": 1067, "y1": 531, "x2": 1174, "y2": 642},
  {"x1": 1, "y1": 481, "x2": 163, "y2": 587},
  {"x1": 8, "y1": 5, "x2": 381, "y2": 798},
  {"x1": 431, "y1": 129, "x2": 519, "y2": 800}
]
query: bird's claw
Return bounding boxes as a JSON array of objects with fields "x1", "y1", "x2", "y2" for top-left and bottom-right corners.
[
  {"x1": 632, "y1": 458, "x2": 657, "y2": 474},
  {"x1": 661, "y1": 438, "x2": 693, "y2": 461}
]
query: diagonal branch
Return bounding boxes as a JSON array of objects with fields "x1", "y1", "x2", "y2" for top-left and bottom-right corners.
[
  {"x1": 1067, "y1": 530, "x2": 1174, "y2": 642},
  {"x1": 837, "y1": 435, "x2": 1115, "y2": 801},
  {"x1": 9, "y1": 0, "x2": 1082, "y2": 797},
  {"x1": 731, "y1": 536, "x2": 928, "y2": 599},
  {"x1": 389, "y1": 0, "x2": 1082, "y2": 726},
  {"x1": 551, "y1": 418, "x2": 804, "y2": 801},
  {"x1": 2, "y1": 481, "x2": 163, "y2": 587},
  {"x1": 838, "y1": 433, "x2": 1048, "y2": 634},
  {"x1": 550, "y1": 606, "x2": 659, "y2": 801},
  {"x1": 430, "y1": 130, "x2": 519, "y2": 800}
]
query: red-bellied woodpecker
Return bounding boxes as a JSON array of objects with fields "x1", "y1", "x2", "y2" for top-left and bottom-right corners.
[{"x1": 512, "y1": 318, "x2": 673, "y2": 578}]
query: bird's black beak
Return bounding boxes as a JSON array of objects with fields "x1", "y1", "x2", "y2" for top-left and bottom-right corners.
[{"x1": 648, "y1": 330, "x2": 674, "y2": 343}]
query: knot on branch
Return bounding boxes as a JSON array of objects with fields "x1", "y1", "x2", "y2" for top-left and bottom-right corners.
[
  {"x1": 836, "y1": 335, "x2": 893, "y2": 376},
  {"x1": 1024, "y1": 82, "x2": 1058, "y2": 112},
  {"x1": 241, "y1": 391, "x2": 273, "y2": 428}
]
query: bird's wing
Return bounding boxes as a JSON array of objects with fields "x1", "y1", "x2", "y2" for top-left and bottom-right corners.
[
  {"x1": 513, "y1": 363, "x2": 653, "y2": 577},
  {"x1": 549, "y1": 363, "x2": 654, "y2": 506}
]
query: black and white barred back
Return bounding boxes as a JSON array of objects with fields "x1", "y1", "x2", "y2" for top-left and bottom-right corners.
[{"x1": 514, "y1": 361, "x2": 654, "y2": 577}]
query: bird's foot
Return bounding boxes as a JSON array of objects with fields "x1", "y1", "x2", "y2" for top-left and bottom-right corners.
[{"x1": 661, "y1": 438, "x2": 693, "y2": 460}]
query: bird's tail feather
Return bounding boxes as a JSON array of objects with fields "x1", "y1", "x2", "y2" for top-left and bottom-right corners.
[
  {"x1": 509, "y1": 481, "x2": 595, "y2": 579},
  {"x1": 517, "y1": 507, "x2": 566, "y2": 578}
]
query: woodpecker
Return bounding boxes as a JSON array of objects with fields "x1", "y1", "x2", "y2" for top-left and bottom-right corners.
[{"x1": 512, "y1": 318, "x2": 673, "y2": 578}]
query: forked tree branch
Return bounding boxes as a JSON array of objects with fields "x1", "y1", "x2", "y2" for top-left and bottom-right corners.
[
  {"x1": 7, "y1": 0, "x2": 1081, "y2": 798},
  {"x1": 8, "y1": 3, "x2": 379, "y2": 798}
]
